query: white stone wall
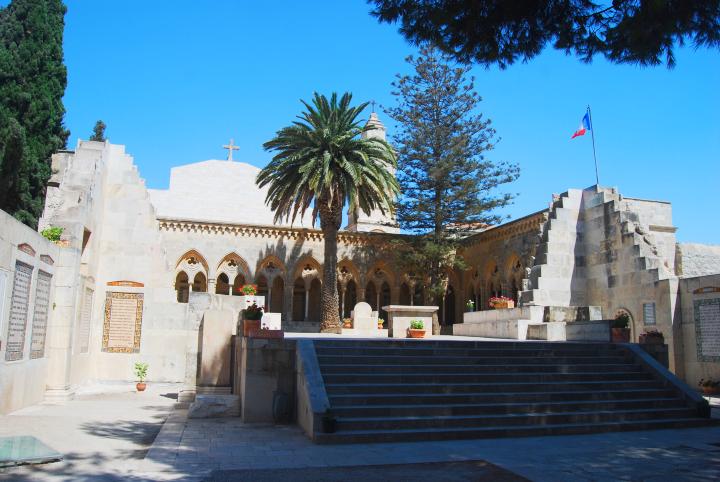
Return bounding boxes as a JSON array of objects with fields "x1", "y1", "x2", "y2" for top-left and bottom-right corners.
[
  {"x1": 677, "y1": 243, "x2": 720, "y2": 277},
  {"x1": 0, "y1": 210, "x2": 59, "y2": 414}
]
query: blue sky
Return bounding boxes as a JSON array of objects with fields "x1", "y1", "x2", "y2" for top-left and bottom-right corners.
[{"x1": 25, "y1": 1, "x2": 720, "y2": 242}]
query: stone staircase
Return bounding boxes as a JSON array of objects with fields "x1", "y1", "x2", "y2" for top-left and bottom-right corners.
[{"x1": 312, "y1": 339, "x2": 712, "y2": 444}]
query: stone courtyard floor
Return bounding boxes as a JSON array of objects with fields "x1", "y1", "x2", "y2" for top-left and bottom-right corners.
[{"x1": 0, "y1": 385, "x2": 719, "y2": 481}]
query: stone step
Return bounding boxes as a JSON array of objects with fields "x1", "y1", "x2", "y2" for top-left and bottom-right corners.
[
  {"x1": 315, "y1": 345, "x2": 621, "y2": 357},
  {"x1": 318, "y1": 354, "x2": 628, "y2": 365},
  {"x1": 328, "y1": 388, "x2": 679, "y2": 406},
  {"x1": 324, "y1": 379, "x2": 665, "y2": 395},
  {"x1": 330, "y1": 398, "x2": 687, "y2": 417},
  {"x1": 335, "y1": 407, "x2": 697, "y2": 431},
  {"x1": 315, "y1": 418, "x2": 715, "y2": 444},
  {"x1": 314, "y1": 339, "x2": 606, "y2": 349},
  {"x1": 321, "y1": 371, "x2": 652, "y2": 385},
  {"x1": 320, "y1": 362, "x2": 639, "y2": 374}
]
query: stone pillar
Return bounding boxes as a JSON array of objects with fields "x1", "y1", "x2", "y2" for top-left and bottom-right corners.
[
  {"x1": 340, "y1": 287, "x2": 346, "y2": 319},
  {"x1": 208, "y1": 278, "x2": 216, "y2": 294},
  {"x1": 283, "y1": 282, "x2": 293, "y2": 323},
  {"x1": 45, "y1": 241, "x2": 82, "y2": 402},
  {"x1": 304, "y1": 288, "x2": 309, "y2": 321}
]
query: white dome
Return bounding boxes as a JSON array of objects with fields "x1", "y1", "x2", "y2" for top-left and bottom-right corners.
[{"x1": 148, "y1": 160, "x2": 315, "y2": 228}]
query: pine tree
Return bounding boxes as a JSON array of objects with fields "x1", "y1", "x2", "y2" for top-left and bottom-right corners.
[
  {"x1": 385, "y1": 46, "x2": 519, "y2": 331},
  {"x1": 0, "y1": 0, "x2": 69, "y2": 229},
  {"x1": 90, "y1": 120, "x2": 106, "y2": 142}
]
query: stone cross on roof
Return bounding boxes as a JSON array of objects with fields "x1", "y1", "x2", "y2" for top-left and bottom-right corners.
[{"x1": 223, "y1": 139, "x2": 239, "y2": 162}]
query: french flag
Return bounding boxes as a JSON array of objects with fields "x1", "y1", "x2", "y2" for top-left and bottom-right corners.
[{"x1": 571, "y1": 113, "x2": 591, "y2": 139}]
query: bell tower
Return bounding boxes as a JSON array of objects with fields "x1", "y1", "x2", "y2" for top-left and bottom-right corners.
[{"x1": 346, "y1": 111, "x2": 400, "y2": 234}]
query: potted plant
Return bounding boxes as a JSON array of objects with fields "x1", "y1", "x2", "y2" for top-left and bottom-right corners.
[
  {"x1": 639, "y1": 329, "x2": 664, "y2": 345},
  {"x1": 489, "y1": 296, "x2": 514, "y2": 309},
  {"x1": 239, "y1": 284, "x2": 257, "y2": 296},
  {"x1": 378, "y1": 317, "x2": 385, "y2": 330},
  {"x1": 698, "y1": 378, "x2": 720, "y2": 396},
  {"x1": 243, "y1": 302, "x2": 263, "y2": 336},
  {"x1": 134, "y1": 362, "x2": 148, "y2": 392},
  {"x1": 408, "y1": 319, "x2": 425, "y2": 338},
  {"x1": 466, "y1": 299, "x2": 475, "y2": 312},
  {"x1": 611, "y1": 313, "x2": 631, "y2": 343},
  {"x1": 342, "y1": 318, "x2": 352, "y2": 329},
  {"x1": 321, "y1": 411, "x2": 337, "y2": 433}
]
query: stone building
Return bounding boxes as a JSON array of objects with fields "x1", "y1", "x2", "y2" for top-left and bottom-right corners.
[{"x1": 1, "y1": 113, "x2": 719, "y2": 414}]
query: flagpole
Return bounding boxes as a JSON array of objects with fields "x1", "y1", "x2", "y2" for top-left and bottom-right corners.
[{"x1": 587, "y1": 105, "x2": 599, "y2": 186}]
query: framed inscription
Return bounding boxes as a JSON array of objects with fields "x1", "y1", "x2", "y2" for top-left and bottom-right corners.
[
  {"x1": 5, "y1": 261, "x2": 33, "y2": 361},
  {"x1": 695, "y1": 298, "x2": 720, "y2": 361},
  {"x1": 643, "y1": 302, "x2": 656, "y2": 325},
  {"x1": 77, "y1": 287, "x2": 94, "y2": 354},
  {"x1": 30, "y1": 271, "x2": 52, "y2": 359},
  {"x1": 102, "y1": 291, "x2": 143, "y2": 353}
]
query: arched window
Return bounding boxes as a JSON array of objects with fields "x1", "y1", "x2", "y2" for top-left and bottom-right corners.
[
  {"x1": 216, "y1": 273, "x2": 230, "y2": 295},
  {"x1": 193, "y1": 272, "x2": 207, "y2": 292},
  {"x1": 176, "y1": 271, "x2": 189, "y2": 303},
  {"x1": 232, "y1": 274, "x2": 246, "y2": 296}
]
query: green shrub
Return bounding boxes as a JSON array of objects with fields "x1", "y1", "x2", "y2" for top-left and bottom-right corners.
[
  {"x1": 41, "y1": 226, "x2": 63, "y2": 242},
  {"x1": 613, "y1": 313, "x2": 630, "y2": 329},
  {"x1": 410, "y1": 319, "x2": 424, "y2": 330},
  {"x1": 134, "y1": 362, "x2": 148, "y2": 382}
]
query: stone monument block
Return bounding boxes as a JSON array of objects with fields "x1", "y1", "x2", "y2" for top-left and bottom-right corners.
[
  {"x1": 352, "y1": 302, "x2": 374, "y2": 331},
  {"x1": 198, "y1": 310, "x2": 236, "y2": 388},
  {"x1": 261, "y1": 312, "x2": 281, "y2": 330}
]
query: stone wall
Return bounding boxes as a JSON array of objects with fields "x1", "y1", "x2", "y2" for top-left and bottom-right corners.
[
  {"x1": 677, "y1": 243, "x2": 720, "y2": 278},
  {"x1": 0, "y1": 210, "x2": 60, "y2": 413},
  {"x1": 678, "y1": 274, "x2": 720, "y2": 385}
]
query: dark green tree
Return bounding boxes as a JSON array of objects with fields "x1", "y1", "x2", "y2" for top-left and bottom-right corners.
[
  {"x1": 258, "y1": 93, "x2": 399, "y2": 333},
  {"x1": 0, "y1": 0, "x2": 69, "y2": 228},
  {"x1": 385, "y1": 47, "x2": 518, "y2": 331},
  {"x1": 369, "y1": 0, "x2": 720, "y2": 68},
  {"x1": 89, "y1": 120, "x2": 106, "y2": 142}
]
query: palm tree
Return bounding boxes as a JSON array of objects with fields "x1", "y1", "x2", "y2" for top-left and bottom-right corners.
[{"x1": 257, "y1": 92, "x2": 399, "y2": 333}]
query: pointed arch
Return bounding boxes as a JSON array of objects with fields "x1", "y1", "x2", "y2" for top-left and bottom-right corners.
[
  {"x1": 216, "y1": 252, "x2": 251, "y2": 280},
  {"x1": 293, "y1": 254, "x2": 322, "y2": 282},
  {"x1": 176, "y1": 249, "x2": 209, "y2": 274}
]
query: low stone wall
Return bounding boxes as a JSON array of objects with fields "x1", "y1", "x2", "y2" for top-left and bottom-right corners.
[{"x1": 234, "y1": 337, "x2": 297, "y2": 423}]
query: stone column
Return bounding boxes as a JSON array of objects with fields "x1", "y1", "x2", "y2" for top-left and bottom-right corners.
[
  {"x1": 45, "y1": 243, "x2": 82, "y2": 401},
  {"x1": 304, "y1": 288, "x2": 309, "y2": 321},
  {"x1": 208, "y1": 278, "x2": 216, "y2": 294},
  {"x1": 283, "y1": 282, "x2": 293, "y2": 323}
]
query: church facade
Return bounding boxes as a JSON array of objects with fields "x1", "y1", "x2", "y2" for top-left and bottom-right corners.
[{"x1": 1, "y1": 115, "x2": 719, "y2": 414}]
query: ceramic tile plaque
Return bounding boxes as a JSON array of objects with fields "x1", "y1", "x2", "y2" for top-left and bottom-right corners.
[
  {"x1": 30, "y1": 271, "x2": 52, "y2": 359},
  {"x1": 5, "y1": 262, "x2": 33, "y2": 361},
  {"x1": 695, "y1": 297, "x2": 720, "y2": 361},
  {"x1": 102, "y1": 291, "x2": 143, "y2": 353},
  {"x1": 77, "y1": 287, "x2": 93, "y2": 354}
]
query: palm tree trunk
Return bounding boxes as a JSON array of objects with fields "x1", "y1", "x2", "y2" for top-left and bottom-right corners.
[{"x1": 320, "y1": 206, "x2": 342, "y2": 333}]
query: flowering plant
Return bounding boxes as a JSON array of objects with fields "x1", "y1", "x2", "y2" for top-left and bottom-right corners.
[
  {"x1": 698, "y1": 378, "x2": 720, "y2": 388},
  {"x1": 244, "y1": 303, "x2": 263, "y2": 321},
  {"x1": 240, "y1": 284, "x2": 257, "y2": 296},
  {"x1": 488, "y1": 296, "x2": 513, "y2": 307},
  {"x1": 466, "y1": 299, "x2": 475, "y2": 310}
]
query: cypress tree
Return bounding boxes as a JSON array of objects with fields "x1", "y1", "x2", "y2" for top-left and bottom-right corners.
[
  {"x1": 0, "y1": 0, "x2": 69, "y2": 228},
  {"x1": 90, "y1": 120, "x2": 106, "y2": 142}
]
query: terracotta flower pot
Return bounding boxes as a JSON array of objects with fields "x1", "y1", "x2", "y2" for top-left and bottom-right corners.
[
  {"x1": 701, "y1": 386, "x2": 720, "y2": 396},
  {"x1": 611, "y1": 328, "x2": 631, "y2": 343},
  {"x1": 408, "y1": 329, "x2": 425, "y2": 339},
  {"x1": 243, "y1": 319, "x2": 261, "y2": 337},
  {"x1": 639, "y1": 334, "x2": 664, "y2": 345},
  {"x1": 136, "y1": 382, "x2": 147, "y2": 392},
  {"x1": 343, "y1": 321, "x2": 352, "y2": 329}
]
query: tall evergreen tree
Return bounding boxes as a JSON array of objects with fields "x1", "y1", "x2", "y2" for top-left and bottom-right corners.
[
  {"x1": 90, "y1": 120, "x2": 106, "y2": 142},
  {"x1": 385, "y1": 47, "x2": 519, "y2": 330},
  {"x1": 0, "y1": 0, "x2": 69, "y2": 228}
]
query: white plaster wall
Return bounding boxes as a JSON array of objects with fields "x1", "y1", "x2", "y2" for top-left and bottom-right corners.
[
  {"x1": 678, "y1": 243, "x2": 720, "y2": 277},
  {"x1": 148, "y1": 160, "x2": 315, "y2": 228},
  {"x1": 0, "y1": 210, "x2": 59, "y2": 413}
]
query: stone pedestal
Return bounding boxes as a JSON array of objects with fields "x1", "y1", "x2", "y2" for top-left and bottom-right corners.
[
  {"x1": 198, "y1": 310, "x2": 236, "y2": 390},
  {"x1": 383, "y1": 305, "x2": 438, "y2": 338}
]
